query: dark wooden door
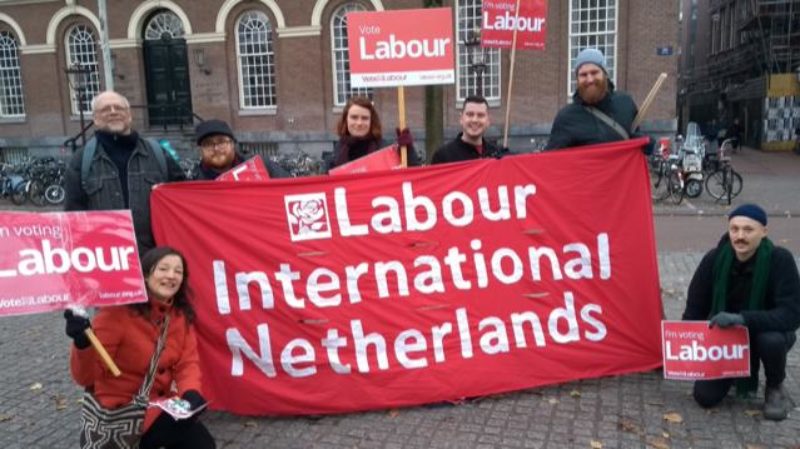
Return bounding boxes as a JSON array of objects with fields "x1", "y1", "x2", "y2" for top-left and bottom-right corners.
[{"x1": 143, "y1": 36, "x2": 192, "y2": 127}]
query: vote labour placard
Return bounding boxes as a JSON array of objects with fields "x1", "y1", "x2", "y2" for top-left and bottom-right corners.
[
  {"x1": 481, "y1": 0, "x2": 548, "y2": 50},
  {"x1": 662, "y1": 321, "x2": 751, "y2": 381},
  {"x1": 346, "y1": 8, "x2": 454, "y2": 88},
  {"x1": 151, "y1": 137, "x2": 662, "y2": 415},
  {"x1": 0, "y1": 211, "x2": 146, "y2": 317},
  {"x1": 217, "y1": 156, "x2": 271, "y2": 182}
]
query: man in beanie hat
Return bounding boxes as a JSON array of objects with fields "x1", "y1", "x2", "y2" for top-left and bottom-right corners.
[
  {"x1": 682, "y1": 203, "x2": 800, "y2": 421},
  {"x1": 192, "y1": 119, "x2": 289, "y2": 180},
  {"x1": 545, "y1": 48, "x2": 652, "y2": 153}
]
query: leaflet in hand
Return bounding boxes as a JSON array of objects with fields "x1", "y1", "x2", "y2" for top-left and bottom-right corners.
[{"x1": 150, "y1": 397, "x2": 208, "y2": 420}]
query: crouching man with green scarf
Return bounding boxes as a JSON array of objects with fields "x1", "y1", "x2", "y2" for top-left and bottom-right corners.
[{"x1": 682, "y1": 203, "x2": 800, "y2": 421}]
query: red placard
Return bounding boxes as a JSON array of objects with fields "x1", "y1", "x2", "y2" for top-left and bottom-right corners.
[
  {"x1": 329, "y1": 145, "x2": 400, "y2": 175},
  {"x1": 662, "y1": 321, "x2": 750, "y2": 381},
  {"x1": 346, "y1": 8, "x2": 455, "y2": 87},
  {"x1": 0, "y1": 211, "x2": 146, "y2": 317},
  {"x1": 481, "y1": 0, "x2": 548, "y2": 50},
  {"x1": 217, "y1": 156, "x2": 271, "y2": 182},
  {"x1": 151, "y1": 138, "x2": 662, "y2": 416}
]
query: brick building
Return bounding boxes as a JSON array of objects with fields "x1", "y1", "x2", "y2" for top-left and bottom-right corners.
[
  {"x1": 678, "y1": 0, "x2": 800, "y2": 151},
  {"x1": 0, "y1": 0, "x2": 678, "y2": 162}
]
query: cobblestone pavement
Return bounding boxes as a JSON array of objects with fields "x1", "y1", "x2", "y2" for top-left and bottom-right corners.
[{"x1": 2, "y1": 252, "x2": 799, "y2": 449}]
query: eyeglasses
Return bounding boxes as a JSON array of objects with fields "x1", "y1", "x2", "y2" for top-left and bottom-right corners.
[{"x1": 201, "y1": 138, "x2": 233, "y2": 150}]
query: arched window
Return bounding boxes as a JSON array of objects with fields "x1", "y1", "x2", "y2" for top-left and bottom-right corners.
[
  {"x1": 65, "y1": 24, "x2": 101, "y2": 114},
  {"x1": 0, "y1": 30, "x2": 25, "y2": 117},
  {"x1": 456, "y1": 0, "x2": 501, "y2": 102},
  {"x1": 568, "y1": 0, "x2": 617, "y2": 95},
  {"x1": 331, "y1": 2, "x2": 371, "y2": 107},
  {"x1": 144, "y1": 10, "x2": 185, "y2": 40},
  {"x1": 236, "y1": 10, "x2": 277, "y2": 109}
]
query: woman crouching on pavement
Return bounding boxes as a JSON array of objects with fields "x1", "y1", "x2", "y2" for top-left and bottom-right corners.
[{"x1": 64, "y1": 246, "x2": 215, "y2": 449}]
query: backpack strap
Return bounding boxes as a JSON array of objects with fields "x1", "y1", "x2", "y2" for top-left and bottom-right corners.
[
  {"x1": 584, "y1": 106, "x2": 630, "y2": 140},
  {"x1": 80, "y1": 137, "x2": 98, "y2": 192},
  {"x1": 143, "y1": 137, "x2": 168, "y2": 179}
]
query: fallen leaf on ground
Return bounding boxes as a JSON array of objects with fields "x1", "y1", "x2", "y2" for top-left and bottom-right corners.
[
  {"x1": 662, "y1": 431, "x2": 670, "y2": 439},
  {"x1": 590, "y1": 440, "x2": 603, "y2": 449},
  {"x1": 52, "y1": 395, "x2": 68, "y2": 411},
  {"x1": 29, "y1": 383, "x2": 43, "y2": 391},
  {"x1": 244, "y1": 421, "x2": 257, "y2": 427},
  {"x1": 387, "y1": 409, "x2": 399, "y2": 418},
  {"x1": 744, "y1": 409, "x2": 762, "y2": 417},
  {"x1": 0, "y1": 414, "x2": 12, "y2": 422},
  {"x1": 548, "y1": 397, "x2": 559, "y2": 405},
  {"x1": 662, "y1": 412, "x2": 683, "y2": 423},
  {"x1": 646, "y1": 435, "x2": 670, "y2": 449},
  {"x1": 745, "y1": 444, "x2": 767, "y2": 449},
  {"x1": 570, "y1": 389, "x2": 581, "y2": 398},
  {"x1": 618, "y1": 418, "x2": 642, "y2": 435}
]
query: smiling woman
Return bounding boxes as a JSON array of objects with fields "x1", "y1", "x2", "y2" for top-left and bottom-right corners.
[{"x1": 63, "y1": 246, "x2": 216, "y2": 449}]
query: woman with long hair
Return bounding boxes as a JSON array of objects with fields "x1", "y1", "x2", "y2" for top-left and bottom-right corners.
[
  {"x1": 327, "y1": 96, "x2": 421, "y2": 171},
  {"x1": 65, "y1": 246, "x2": 215, "y2": 449}
]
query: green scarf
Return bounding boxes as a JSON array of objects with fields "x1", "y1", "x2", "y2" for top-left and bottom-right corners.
[{"x1": 711, "y1": 236, "x2": 773, "y2": 397}]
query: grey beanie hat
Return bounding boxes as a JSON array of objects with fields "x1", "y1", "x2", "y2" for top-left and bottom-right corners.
[{"x1": 575, "y1": 48, "x2": 607, "y2": 74}]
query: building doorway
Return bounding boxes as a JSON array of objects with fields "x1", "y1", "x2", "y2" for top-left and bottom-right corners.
[{"x1": 142, "y1": 10, "x2": 192, "y2": 127}]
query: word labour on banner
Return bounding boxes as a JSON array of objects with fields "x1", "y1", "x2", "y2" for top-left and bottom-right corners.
[
  {"x1": 359, "y1": 33, "x2": 451, "y2": 61},
  {"x1": 483, "y1": 10, "x2": 546, "y2": 32},
  {"x1": 0, "y1": 239, "x2": 134, "y2": 277}
]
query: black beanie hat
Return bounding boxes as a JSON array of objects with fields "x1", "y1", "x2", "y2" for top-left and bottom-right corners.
[
  {"x1": 729, "y1": 203, "x2": 767, "y2": 226},
  {"x1": 195, "y1": 119, "x2": 235, "y2": 145}
]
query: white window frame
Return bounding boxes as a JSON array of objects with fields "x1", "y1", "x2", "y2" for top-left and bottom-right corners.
[
  {"x1": 0, "y1": 30, "x2": 25, "y2": 118},
  {"x1": 330, "y1": 2, "x2": 371, "y2": 108},
  {"x1": 236, "y1": 10, "x2": 277, "y2": 111},
  {"x1": 455, "y1": 0, "x2": 501, "y2": 105},
  {"x1": 567, "y1": 0, "x2": 618, "y2": 96},
  {"x1": 65, "y1": 24, "x2": 101, "y2": 115}
]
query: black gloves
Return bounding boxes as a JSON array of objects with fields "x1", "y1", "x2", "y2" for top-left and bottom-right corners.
[
  {"x1": 181, "y1": 390, "x2": 208, "y2": 423},
  {"x1": 709, "y1": 312, "x2": 745, "y2": 328},
  {"x1": 64, "y1": 309, "x2": 91, "y2": 349},
  {"x1": 396, "y1": 128, "x2": 414, "y2": 148}
]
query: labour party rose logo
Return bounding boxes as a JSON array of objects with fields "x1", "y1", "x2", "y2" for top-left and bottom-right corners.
[{"x1": 284, "y1": 193, "x2": 332, "y2": 241}]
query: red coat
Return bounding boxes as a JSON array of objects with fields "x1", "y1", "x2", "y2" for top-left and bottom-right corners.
[{"x1": 70, "y1": 302, "x2": 203, "y2": 431}]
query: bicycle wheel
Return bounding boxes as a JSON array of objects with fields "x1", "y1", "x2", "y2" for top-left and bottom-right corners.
[
  {"x1": 45, "y1": 184, "x2": 65, "y2": 205},
  {"x1": 10, "y1": 182, "x2": 28, "y2": 205},
  {"x1": 685, "y1": 178, "x2": 703, "y2": 198},
  {"x1": 650, "y1": 167, "x2": 670, "y2": 201},
  {"x1": 667, "y1": 171, "x2": 684, "y2": 205},
  {"x1": 27, "y1": 180, "x2": 47, "y2": 207},
  {"x1": 705, "y1": 169, "x2": 741, "y2": 201},
  {"x1": 728, "y1": 170, "x2": 743, "y2": 198}
]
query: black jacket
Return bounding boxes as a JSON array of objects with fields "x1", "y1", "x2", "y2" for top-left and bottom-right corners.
[
  {"x1": 191, "y1": 153, "x2": 290, "y2": 180},
  {"x1": 545, "y1": 82, "x2": 641, "y2": 151},
  {"x1": 683, "y1": 236, "x2": 800, "y2": 334},
  {"x1": 431, "y1": 133, "x2": 505, "y2": 165}
]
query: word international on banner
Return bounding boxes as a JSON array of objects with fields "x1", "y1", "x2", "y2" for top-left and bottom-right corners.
[
  {"x1": 150, "y1": 137, "x2": 662, "y2": 416},
  {"x1": 481, "y1": 0, "x2": 548, "y2": 50},
  {"x1": 0, "y1": 211, "x2": 146, "y2": 317},
  {"x1": 346, "y1": 7, "x2": 455, "y2": 88},
  {"x1": 217, "y1": 156, "x2": 271, "y2": 182},
  {"x1": 662, "y1": 320, "x2": 750, "y2": 381}
]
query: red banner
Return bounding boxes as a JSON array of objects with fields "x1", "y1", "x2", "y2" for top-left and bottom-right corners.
[
  {"x1": 481, "y1": 0, "x2": 548, "y2": 50},
  {"x1": 0, "y1": 211, "x2": 146, "y2": 316},
  {"x1": 662, "y1": 321, "x2": 750, "y2": 380},
  {"x1": 151, "y1": 138, "x2": 662, "y2": 416},
  {"x1": 217, "y1": 156, "x2": 271, "y2": 182},
  {"x1": 346, "y1": 8, "x2": 455, "y2": 87},
  {"x1": 329, "y1": 145, "x2": 400, "y2": 175}
]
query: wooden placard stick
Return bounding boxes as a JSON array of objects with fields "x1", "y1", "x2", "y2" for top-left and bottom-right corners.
[
  {"x1": 632, "y1": 72, "x2": 668, "y2": 131},
  {"x1": 502, "y1": 0, "x2": 523, "y2": 148},
  {"x1": 85, "y1": 328, "x2": 122, "y2": 377},
  {"x1": 397, "y1": 86, "x2": 408, "y2": 167}
]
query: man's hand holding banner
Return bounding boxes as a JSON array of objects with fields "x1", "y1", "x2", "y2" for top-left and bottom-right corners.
[{"x1": 151, "y1": 138, "x2": 664, "y2": 415}]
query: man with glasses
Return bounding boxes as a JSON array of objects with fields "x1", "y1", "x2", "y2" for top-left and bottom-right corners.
[
  {"x1": 64, "y1": 90, "x2": 186, "y2": 255},
  {"x1": 191, "y1": 119, "x2": 288, "y2": 180}
]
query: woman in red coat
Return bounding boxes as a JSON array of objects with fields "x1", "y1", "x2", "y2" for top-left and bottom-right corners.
[{"x1": 65, "y1": 246, "x2": 215, "y2": 449}]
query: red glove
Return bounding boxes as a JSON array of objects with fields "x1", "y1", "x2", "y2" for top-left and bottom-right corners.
[{"x1": 396, "y1": 127, "x2": 414, "y2": 148}]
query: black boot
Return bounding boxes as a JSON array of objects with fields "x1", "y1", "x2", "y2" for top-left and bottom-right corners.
[{"x1": 763, "y1": 384, "x2": 791, "y2": 421}]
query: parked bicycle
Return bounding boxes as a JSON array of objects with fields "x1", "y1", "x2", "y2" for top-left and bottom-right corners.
[{"x1": 704, "y1": 138, "x2": 742, "y2": 205}]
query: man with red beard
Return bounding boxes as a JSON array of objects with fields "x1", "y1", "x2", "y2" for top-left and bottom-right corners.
[{"x1": 545, "y1": 48, "x2": 651, "y2": 152}]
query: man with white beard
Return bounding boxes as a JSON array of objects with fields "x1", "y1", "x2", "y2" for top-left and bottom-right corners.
[{"x1": 545, "y1": 48, "x2": 651, "y2": 153}]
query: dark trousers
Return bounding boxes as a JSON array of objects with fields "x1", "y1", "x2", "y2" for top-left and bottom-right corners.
[
  {"x1": 692, "y1": 331, "x2": 796, "y2": 408},
  {"x1": 139, "y1": 415, "x2": 216, "y2": 449}
]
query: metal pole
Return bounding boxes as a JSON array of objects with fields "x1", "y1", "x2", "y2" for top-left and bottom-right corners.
[
  {"x1": 78, "y1": 86, "x2": 86, "y2": 146},
  {"x1": 98, "y1": 0, "x2": 114, "y2": 91}
]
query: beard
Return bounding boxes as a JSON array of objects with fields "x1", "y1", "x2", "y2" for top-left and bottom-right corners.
[{"x1": 577, "y1": 77, "x2": 609, "y2": 105}]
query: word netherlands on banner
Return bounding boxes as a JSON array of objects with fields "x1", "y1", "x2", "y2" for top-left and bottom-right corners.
[
  {"x1": 0, "y1": 211, "x2": 147, "y2": 317},
  {"x1": 150, "y1": 140, "x2": 662, "y2": 415}
]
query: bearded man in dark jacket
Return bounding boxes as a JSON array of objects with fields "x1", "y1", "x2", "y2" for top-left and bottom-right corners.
[
  {"x1": 682, "y1": 204, "x2": 800, "y2": 421},
  {"x1": 545, "y1": 48, "x2": 651, "y2": 153}
]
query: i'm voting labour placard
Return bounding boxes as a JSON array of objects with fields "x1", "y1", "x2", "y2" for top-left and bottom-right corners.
[{"x1": 662, "y1": 320, "x2": 750, "y2": 381}]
